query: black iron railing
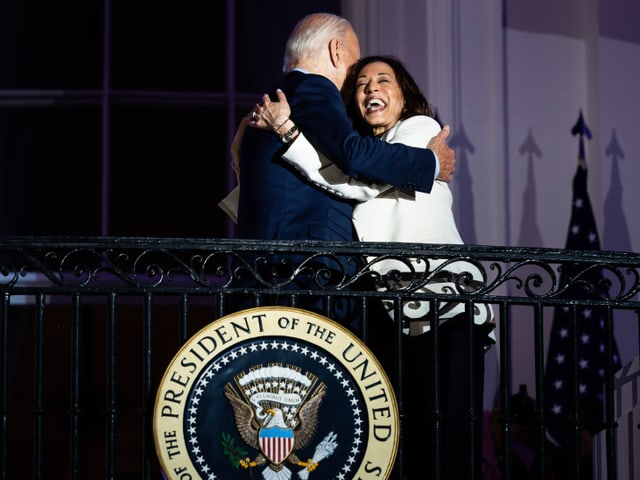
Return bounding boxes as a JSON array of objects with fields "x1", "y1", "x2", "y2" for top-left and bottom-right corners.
[{"x1": 1, "y1": 237, "x2": 638, "y2": 479}]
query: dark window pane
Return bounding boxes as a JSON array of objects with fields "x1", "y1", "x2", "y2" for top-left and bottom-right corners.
[
  {"x1": 234, "y1": 1, "x2": 340, "y2": 93},
  {"x1": 0, "y1": 0, "x2": 103, "y2": 89},
  {"x1": 0, "y1": 108, "x2": 102, "y2": 235},
  {"x1": 111, "y1": 2, "x2": 225, "y2": 91},
  {"x1": 109, "y1": 106, "x2": 227, "y2": 237}
]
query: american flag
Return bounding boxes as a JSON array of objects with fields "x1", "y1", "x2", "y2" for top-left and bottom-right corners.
[{"x1": 543, "y1": 112, "x2": 621, "y2": 448}]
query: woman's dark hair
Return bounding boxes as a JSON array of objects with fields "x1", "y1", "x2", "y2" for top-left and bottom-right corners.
[{"x1": 341, "y1": 55, "x2": 434, "y2": 136}]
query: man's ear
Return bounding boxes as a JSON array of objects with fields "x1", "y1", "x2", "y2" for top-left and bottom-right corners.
[{"x1": 328, "y1": 38, "x2": 340, "y2": 68}]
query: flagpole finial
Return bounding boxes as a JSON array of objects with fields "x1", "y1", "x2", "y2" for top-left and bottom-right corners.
[
  {"x1": 571, "y1": 110, "x2": 592, "y2": 164},
  {"x1": 571, "y1": 110, "x2": 592, "y2": 139}
]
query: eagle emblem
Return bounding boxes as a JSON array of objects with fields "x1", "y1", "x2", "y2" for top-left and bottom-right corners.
[{"x1": 224, "y1": 364, "x2": 338, "y2": 480}]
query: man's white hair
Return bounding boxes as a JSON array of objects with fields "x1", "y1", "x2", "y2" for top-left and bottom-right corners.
[{"x1": 283, "y1": 13, "x2": 353, "y2": 73}]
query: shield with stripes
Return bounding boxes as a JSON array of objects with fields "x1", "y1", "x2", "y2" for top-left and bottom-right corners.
[{"x1": 259, "y1": 427, "x2": 294, "y2": 465}]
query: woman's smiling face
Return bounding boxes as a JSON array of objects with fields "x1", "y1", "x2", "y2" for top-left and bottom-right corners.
[{"x1": 355, "y1": 61, "x2": 405, "y2": 136}]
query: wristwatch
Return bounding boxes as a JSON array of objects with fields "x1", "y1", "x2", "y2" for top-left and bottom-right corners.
[{"x1": 280, "y1": 124, "x2": 298, "y2": 144}]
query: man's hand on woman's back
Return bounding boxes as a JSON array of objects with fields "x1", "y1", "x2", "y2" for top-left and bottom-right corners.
[{"x1": 427, "y1": 124, "x2": 456, "y2": 182}]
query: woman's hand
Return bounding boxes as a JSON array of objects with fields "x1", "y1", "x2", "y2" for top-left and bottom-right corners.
[{"x1": 250, "y1": 89, "x2": 292, "y2": 135}]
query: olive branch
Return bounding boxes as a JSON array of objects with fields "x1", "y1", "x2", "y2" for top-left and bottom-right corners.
[{"x1": 221, "y1": 432, "x2": 248, "y2": 470}]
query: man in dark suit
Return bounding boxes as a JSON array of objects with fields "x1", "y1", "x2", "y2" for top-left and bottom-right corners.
[{"x1": 232, "y1": 13, "x2": 455, "y2": 325}]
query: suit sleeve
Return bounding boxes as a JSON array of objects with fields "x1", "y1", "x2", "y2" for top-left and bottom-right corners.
[{"x1": 286, "y1": 73, "x2": 437, "y2": 194}]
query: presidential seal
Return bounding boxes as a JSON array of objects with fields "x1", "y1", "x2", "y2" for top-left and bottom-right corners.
[{"x1": 153, "y1": 307, "x2": 399, "y2": 480}]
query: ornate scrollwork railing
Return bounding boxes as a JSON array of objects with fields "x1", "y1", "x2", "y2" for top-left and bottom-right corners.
[
  {"x1": 0, "y1": 236, "x2": 638, "y2": 480},
  {"x1": 1, "y1": 236, "x2": 639, "y2": 307}
]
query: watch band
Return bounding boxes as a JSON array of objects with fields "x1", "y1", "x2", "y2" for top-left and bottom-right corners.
[{"x1": 280, "y1": 124, "x2": 298, "y2": 144}]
